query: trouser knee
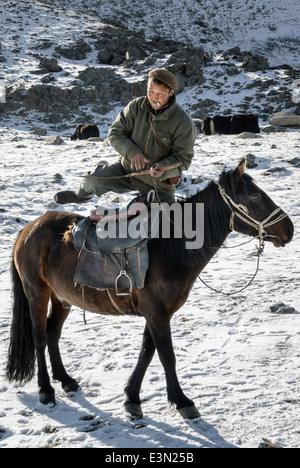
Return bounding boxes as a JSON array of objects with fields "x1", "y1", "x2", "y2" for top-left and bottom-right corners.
[{"x1": 75, "y1": 185, "x2": 94, "y2": 202}]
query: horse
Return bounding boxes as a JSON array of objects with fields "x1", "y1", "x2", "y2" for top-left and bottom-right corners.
[{"x1": 6, "y1": 158, "x2": 294, "y2": 420}]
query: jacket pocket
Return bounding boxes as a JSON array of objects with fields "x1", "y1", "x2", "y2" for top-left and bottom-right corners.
[{"x1": 155, "y1": 130, "x2": 173, "y2": 149}]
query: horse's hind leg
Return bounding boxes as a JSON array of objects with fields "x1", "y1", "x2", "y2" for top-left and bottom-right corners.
[
  {"x1": 47, "y1": 295, "x2": 79, "y2": 393},
  {"x1": 25, "y1": 283, "x2": 56, "y2": 404}
]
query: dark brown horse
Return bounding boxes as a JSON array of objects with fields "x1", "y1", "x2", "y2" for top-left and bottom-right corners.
[{"x1": 6, "y1": 159, "x2": 294, "y2": 420}]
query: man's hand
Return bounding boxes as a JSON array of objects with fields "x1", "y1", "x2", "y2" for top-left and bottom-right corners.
[
  {"x1": 149, "y1": 163, "x2": 164, "y2": 178},
  {"x1": 131, "y1": 152, "x2": 149, "y2": 171}
]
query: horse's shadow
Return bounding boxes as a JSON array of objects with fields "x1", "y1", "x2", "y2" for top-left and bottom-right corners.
[{"x1": 18, "y1": 390, "x2": 237, "y2": 448}]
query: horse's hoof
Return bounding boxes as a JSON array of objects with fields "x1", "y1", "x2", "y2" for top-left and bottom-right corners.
[
  {"x1": 124, "y1": 402, "x2": 143, "y2": 419},
  {"x1": 178, "y1": 405, "x2": 201, "y2": 420},
  {"x1": 63, "y1": 380, "x2": 80, "y2": 393},
  {"x1": 39, "y1": 392, "x2": 56, "y2": 406}
]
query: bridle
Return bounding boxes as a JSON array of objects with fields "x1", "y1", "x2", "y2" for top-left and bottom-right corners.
[
  {"x1": 217, "y1": 184, "x2": 288, "y2": 249},
  {"x1": 198, "y1": 183, "x2": 288, "y2": 296}
]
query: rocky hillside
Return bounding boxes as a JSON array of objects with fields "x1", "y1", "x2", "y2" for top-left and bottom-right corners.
[
  {"x1": 37, "y1": 0, "x2": 300, "y2": 67},
  {"x1": 0, "y1": 0, "x2": 299, "y2": 134}
]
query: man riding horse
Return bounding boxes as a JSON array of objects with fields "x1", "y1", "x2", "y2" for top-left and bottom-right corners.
[{"x1": 54, "y1": 68, "x2": 196, "y2": 205}]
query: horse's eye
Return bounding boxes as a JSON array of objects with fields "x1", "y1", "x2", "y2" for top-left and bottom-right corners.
[{"x1": 251, "y1": 193, "x2": 261, "y2": 201}]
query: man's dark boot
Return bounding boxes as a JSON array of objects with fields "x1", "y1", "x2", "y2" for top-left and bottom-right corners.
[{"x1": 54, "y1": 187, "x2": 94, "y2": 205}]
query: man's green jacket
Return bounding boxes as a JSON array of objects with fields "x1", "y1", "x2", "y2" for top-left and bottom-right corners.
[{"x1": 108, "y1": 96, "x2": 196, "y2": 192}]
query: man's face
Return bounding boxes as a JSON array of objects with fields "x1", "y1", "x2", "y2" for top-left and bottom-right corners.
[{"x1": 147, "y1": 79, "x2": 174, "y2": 111}]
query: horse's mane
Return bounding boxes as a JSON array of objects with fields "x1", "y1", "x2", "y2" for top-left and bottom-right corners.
[
  {"x1": 149, "y1": 169, "x2": 249, "y2": 267},
  {"x1": 62, "y1": 223, "x2": 76, "y2": 244}
]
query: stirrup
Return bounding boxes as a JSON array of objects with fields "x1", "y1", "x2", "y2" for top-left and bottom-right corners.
[{"x1": 115, "y1": 269, "x2": 133, "y2": 296}]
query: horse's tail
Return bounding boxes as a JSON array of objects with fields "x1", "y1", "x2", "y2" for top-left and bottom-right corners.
[{"x1": 6, "y1": 242, "x2": 35, "y2": 384}]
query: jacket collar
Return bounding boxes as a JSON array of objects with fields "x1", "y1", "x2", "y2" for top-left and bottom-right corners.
[{"x1": 141, "y1": 95, "x2": 176, "y2": 116}]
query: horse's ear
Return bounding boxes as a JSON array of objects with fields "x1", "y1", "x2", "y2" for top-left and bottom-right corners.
[{"x1": 234, "y1": 157, "x2": 246, "y2": 181}]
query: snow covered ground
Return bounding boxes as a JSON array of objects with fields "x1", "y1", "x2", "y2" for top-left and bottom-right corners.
[
  {"x1": 0, "y1": 127, "x2": 299, "y2": 448},
  {"x1": 0, "y1": 0, "x2": 299, "y2": 450}
]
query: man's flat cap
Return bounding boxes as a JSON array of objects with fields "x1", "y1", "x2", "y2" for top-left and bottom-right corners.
[{"x1": 148, "y1": 68, "x2": 179, "y2": 90}]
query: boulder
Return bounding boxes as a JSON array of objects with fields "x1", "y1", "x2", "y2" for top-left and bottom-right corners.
[
  {"x1": 241, "y1": 53, "x2": 269, "y2": 72},
  {"x1": 270, "y1": 302, "x2": 295, "y2": 314},
  {"x1": 269, "y1": 111, "x2": 300, "y2": 127},
  {"x1": 86, "y1": 137, "x2": 103, "y2": 142},
  {"x1": 165, "y1": 45, "x2": 206, "y2": 92},
  {"x1": 244, "y1": 153, "x2": 258, "y2": 168},
  {"x1": 94, "y1": 26, "x2": 148, "y2": 65},
  {"x1": 24, "y1": 85, "x2": 69, "y2": 112},
  {"x1": 77, "y1": 67, "x2": 143, "y2": 104},
  {"x1": 55, "y1": 39, "x2": 92, "y2": 60},
  {"x1": 45, "y1": 135, "x2": 63, "y2": 145},
  {"x1": 38, "y1": 58, "x2": 62, "y2": 73},
  {"x1": 236, "y1": 132, "x2": 262, "y2": 139},
  {"x1": 32, "y1": 126, "x2": 47, "y2": 136},
  {"x1": 288, "y1": 157, "x2": 300, "y2": 168},
  {"x1": 224, "y1": 48, "x2": 269, "y2": 72}
]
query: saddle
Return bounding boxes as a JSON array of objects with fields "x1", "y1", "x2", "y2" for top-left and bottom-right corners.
[{"x1": 73, "y1": 192, "x2": 159, "y2": 295}]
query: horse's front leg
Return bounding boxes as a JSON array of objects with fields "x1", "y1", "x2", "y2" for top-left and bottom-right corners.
[
  {"x1": 146, "y1": 313, "x2": 200, "y2": 420},
  {"x1": 124, "y1": 324, "x2": 155, "y2": 419}
]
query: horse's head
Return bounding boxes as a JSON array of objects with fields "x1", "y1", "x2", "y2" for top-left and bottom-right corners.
[{"x1": 219, "y1": 158, "x2": 294, "y2": 247}]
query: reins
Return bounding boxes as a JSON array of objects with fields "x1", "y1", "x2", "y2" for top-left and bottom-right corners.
[
  {"x1": 198, "y1": 184, "x2": 288, "y2": 296},
  {"x1": 80, "y1": 162, "x2": 182, "y2": 181},
  {"x1": 198, "y1": 247, "x2": 264, "y2": 296}
]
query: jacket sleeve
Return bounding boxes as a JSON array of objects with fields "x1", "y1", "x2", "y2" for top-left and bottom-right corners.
[
  {"x1": 158, "y1": 115, "x2": 196, "y2": 181},
  {"x1": 108, "y1": 101, "x2": 141, "y2": 161}
]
